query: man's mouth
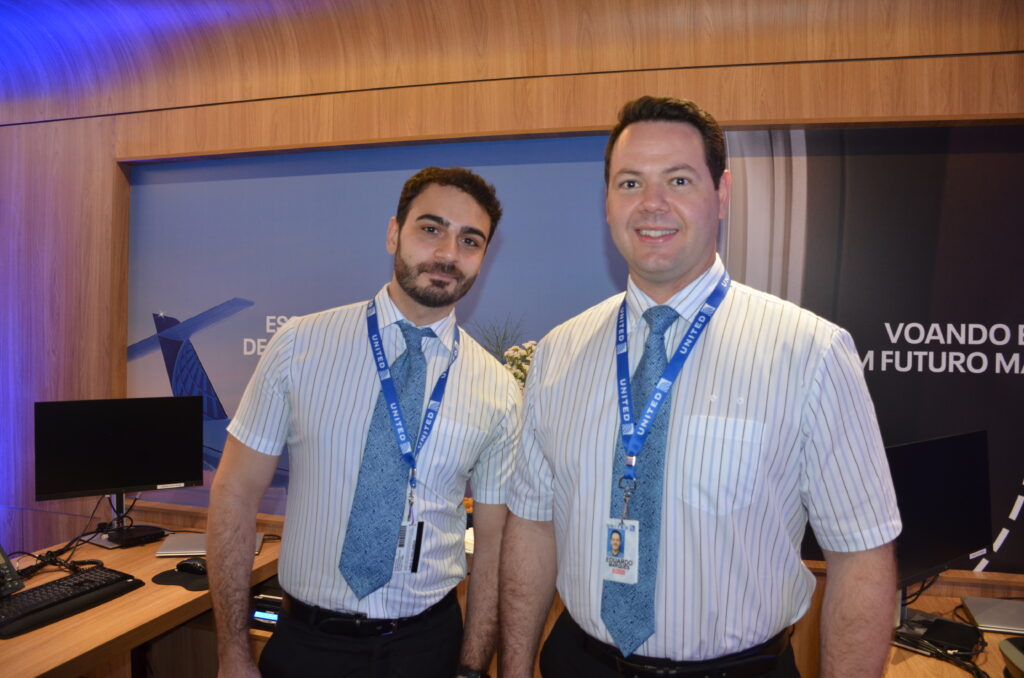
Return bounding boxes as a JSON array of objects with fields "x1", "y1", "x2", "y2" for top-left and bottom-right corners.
[
  {"x1": 636, "y1": 228, "x2": 679, "y2": 240},
  {"x1": 420, "y1": 263, "x2": 462, "y2": 284}
]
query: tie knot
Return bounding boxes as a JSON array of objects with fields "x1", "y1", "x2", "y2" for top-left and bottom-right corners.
[
  {"x1": 643, "y1": 305, "x2": 678, "y2": 338},
  {"x1": 397, "y1": 320, "x2": 435, "y2": 356}
]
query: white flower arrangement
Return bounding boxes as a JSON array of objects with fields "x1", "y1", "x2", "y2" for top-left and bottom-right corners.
[{"x1": 503, "y1": 340, "x2": 537, "y2": 387}]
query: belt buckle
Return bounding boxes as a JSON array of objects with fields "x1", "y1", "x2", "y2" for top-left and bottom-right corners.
[
  {"x1": 315, "y1": 609, "x2": 368, "y2": 635},
  {"x1": 613, "y1": 657, "x2": 656, "y2": 678},
  {"x1": 614, "y1": 658, "x2": 689, "y2": 678},
  {"x1": 317, "y1": 616, "x2": 355, "y2": 635},
  {"x1": 381, "y1": 619, "x2": 400, "y2": 636},
  {"x1": 613, "y1": 658, "x2": 635, "y2": 678}
]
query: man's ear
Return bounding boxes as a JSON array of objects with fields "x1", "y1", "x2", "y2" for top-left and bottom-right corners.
[
  {"x1": 717, "y1": 169, "x2": 732, "y2": 220},
  {"x1": 386, "y1": 216, "x2": 400, "y2": 255}
]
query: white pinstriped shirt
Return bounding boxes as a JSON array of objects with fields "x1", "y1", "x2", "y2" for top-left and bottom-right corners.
[
  {"x1": 508, "y1": 255, "x2": 901, "y2": 661},
  {"x1": 229, "y1": 285, "x2": 522, "y2": 618}
]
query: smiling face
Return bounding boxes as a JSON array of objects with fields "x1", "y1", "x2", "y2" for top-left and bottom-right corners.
[
  {"x1": 386, "y1": 183, "x2": 491, "y2": 325},
  {"x1": 605, "y1": 120, "x2": 732, "y2": 303},
  {"x1": 610, "y1": 530, "x2": 622, "y2": 555}
]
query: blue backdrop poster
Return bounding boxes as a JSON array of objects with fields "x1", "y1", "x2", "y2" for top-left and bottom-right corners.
[{"x1": 128, "y1": 135, "x2": 621, "y2": 514}]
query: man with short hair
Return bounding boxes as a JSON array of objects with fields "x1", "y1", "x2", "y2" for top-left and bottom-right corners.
[
  {"x1": 209, "y1": 166, "x2": 521, "y2": 678},
  {"x1": 608, "y1": 529, "x2": 622, "y2": 557},
  {"x1": 500, "y1": 97, "x2": 901, "y2": 678}
]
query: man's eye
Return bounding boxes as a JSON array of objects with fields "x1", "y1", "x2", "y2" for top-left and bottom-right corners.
[
  {"x1": 620, "y1": 179, "x2": 639, "y2": 189},
  {"x1": 462, "y1": 238, "x2": 481, "y2": 248},
  {"x1": 422, "y1": 225, "x2": 438, "y2": 234},
  {"x1": 671, "y1": 177, "x2": 690, "y2": 186}
]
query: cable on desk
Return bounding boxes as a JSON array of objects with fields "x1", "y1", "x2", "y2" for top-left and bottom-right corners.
[
  {"x1": 104, "y1": 494, "x2": 139, "y2": 531},
  {"x1": 894, "y1": 611, "x2": 990, "y2": 678},
  {"x1": 892, "y1": 634, "x2": 990, "y2": 677},
  {"x1": 10, "y1": 496, "x2": 110, "y2": 580},
  {"x1": 902, "y1": 574, "x2": 939, "y2": 606}
]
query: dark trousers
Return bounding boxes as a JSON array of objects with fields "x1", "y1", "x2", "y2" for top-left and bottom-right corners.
[
  {"x1": 258, "y1": 597, "x2": 463, "y2": 678},
  {"x1": 539, "y1": 611, "x2": 801, "y2": 678}
]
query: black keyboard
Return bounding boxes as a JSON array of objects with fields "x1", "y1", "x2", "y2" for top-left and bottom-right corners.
[{"x1": 0, "y1": 566, "x2": 144, "y2": 638}]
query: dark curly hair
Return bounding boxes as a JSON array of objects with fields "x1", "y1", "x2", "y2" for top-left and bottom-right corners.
[{"x1": 395, "y1": 167, "x2": 503, "y2": 240}]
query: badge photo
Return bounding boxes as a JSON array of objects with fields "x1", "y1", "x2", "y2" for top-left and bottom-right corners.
[{"x1": 602, "y1": 519, "x2": 639, "y2": 585}]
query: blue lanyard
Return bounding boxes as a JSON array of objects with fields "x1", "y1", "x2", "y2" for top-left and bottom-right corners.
[
  {"x1": 366, "y1": 300, "x2": 460, "y2": 488},
  {"x1": 615, "y1": 270, "x2": 731, "y2": 481}
]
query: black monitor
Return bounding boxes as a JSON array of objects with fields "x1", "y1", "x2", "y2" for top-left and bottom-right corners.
[
  {"x1": 801, "y1": 430, "x2": 992, "y2": 587},
  {"x1": 887, "y1": 430, "x2": 992, "y2": 589},
  {"x1": 34, "y1": 396, "x2": 204, "y2": 542}
]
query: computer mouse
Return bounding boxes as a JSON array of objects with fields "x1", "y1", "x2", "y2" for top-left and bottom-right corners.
[{"x1": 175, "y1": 557, "x2": 208, "y2": 576}]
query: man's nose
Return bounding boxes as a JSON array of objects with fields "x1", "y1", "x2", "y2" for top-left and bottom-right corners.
[
  {"x1": 435, "y1": 234, "x2": 458, "y2": 261},
  {"x1": 640, "y1": 184, "x2": 668, "y2": 212}
]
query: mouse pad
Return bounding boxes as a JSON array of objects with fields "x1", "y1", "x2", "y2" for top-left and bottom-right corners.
[{"x1": 152, "y1": 569, "x2": 209, "y2": 591}]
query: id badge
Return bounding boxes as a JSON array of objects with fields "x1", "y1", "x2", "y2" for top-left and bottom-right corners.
[
  {"x1": 393, "y1": 519, "x2": 424, "y2": 574},
  {"x1": 601, "y1": 519, "x2": 639, "y2": 584}
]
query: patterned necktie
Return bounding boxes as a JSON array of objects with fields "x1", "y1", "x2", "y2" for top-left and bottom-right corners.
[
  {"x1": 601, "y1": 304, "x2": 679, "y2": 656},
  {"x1": 340, "y1": 320, "x2": 435, "y2": 598}
]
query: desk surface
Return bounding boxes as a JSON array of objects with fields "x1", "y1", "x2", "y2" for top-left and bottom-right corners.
[{"x1": 0, "y1": 536, "x2": 279, "y2": 678}]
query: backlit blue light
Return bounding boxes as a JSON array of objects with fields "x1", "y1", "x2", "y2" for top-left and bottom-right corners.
[{"x1": 0, "y1": 1, "x2": 268, "y2": 100}]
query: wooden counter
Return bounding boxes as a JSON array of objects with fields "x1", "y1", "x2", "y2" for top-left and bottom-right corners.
[{"x1": 0, "y1": 535, "x2": 278, "y2": 678}]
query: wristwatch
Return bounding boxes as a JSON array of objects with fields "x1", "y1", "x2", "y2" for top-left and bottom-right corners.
[{"x1": 455, "y1": 666, "x2": 489, "y2": 678}]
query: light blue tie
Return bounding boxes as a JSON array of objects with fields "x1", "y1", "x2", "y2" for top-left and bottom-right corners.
[
  {"x1": 601, "y1": 305, "x2": 679, "y2": 657},
  {"x1": 340, "y1": 320, "x2": 434, "y2": 598}
]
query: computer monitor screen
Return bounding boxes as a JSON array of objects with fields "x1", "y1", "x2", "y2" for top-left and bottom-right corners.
[
  {"x1": 887, "y1": 431, "x2": 992, "y2": 588},
  {"x1": 34, "y1": 396, "x2": 204, "y2": 501}
]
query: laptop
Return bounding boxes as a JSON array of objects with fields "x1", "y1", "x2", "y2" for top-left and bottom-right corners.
[
  {"x1": 963, "y1": 596, "x2": 1024, "y2": 634},
  {"x1": 155, "y1": 532, "x2": 265, "y2": 557}
]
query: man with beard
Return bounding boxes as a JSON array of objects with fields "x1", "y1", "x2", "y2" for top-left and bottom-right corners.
[{"x1": 208, "y1": 167, "x2": 521, "y2": 678}]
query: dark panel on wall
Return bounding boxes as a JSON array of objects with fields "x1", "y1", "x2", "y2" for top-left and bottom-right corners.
[{"x1": 803, "y1": 125, "x2": 1024, "y2": 572}]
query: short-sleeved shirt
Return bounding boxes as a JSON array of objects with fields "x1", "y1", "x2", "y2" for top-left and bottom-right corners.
[
  {"x1": 508, "y1": 256, "x2": 901, "y2": 660},
  {"x1": 230, "y1": 285, "x2": 522, "y2": 618}
]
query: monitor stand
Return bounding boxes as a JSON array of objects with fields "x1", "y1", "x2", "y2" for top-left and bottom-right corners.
[{"x1": 102, "y1": 492, "x2": 166, "y2": 548}]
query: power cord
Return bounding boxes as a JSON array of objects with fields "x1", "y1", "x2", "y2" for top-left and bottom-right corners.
[
  {"x1": 104, "y1": 494, "x2": 140, "y2": 533},
  {"x1": 893, "y1": 632, "x2": 989, "y2": 677},
  {"x1": 9, "y1": 495, "x2": 110, "y2": 580},
  {"x1": 901, "y1": 575, "x2": 939, "y2": 606},
  {"x1": 894, "y1": 610, "x2": 989, "y2": 677}
]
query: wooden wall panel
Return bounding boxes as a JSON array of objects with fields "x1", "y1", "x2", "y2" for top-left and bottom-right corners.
[
  {"x1": 0, "y1": 117, "x2": 125, "y2": 551},
  {"x1": 1, "y1": 0, "x2": 1020, "y2": 126},
  {"x1": 115, "y1": 53, "x2": 1024, "y2": 163},
  {"x1": 1, "y1": 0, "x2": 1022, "y2": 559}
]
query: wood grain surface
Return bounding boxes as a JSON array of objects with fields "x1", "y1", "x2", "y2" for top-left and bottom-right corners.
[
  {"x1": 1, "y1": 0, "x2": 1020, "y2": 126},
  {"x1": 0, "y1": 537, "x2": 279, "y2": 678}
]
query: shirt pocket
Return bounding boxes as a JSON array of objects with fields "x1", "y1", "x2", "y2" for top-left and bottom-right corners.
[
  {"x1": 674, "y1": 416, "x2": 763, "y2": 515},
  {"x1": 415, "y1": 417, "x2": 489, "y2": 505}
]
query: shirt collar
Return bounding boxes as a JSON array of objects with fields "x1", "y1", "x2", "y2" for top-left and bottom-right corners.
[
  {"x1": 624, "y1": 254, "x2": 727, "y2": 331},
  {"x1": 371, "y1": 284, "x2": 457, "y2": 350}
]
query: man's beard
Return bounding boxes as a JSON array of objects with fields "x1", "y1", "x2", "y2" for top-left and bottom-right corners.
[{"x1": 394, "y1": 252, "x2": 478, "y2": 309}]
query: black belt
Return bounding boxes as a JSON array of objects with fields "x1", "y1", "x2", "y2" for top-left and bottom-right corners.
[
  {"x1": 574, "y1": 615, "x2": 793, "y2": 678},
  {"x1": 280, "y1": 589, "x2": 457, "y2": 637}
]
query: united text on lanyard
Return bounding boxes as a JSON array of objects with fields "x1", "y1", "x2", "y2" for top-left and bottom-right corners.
[
  {"x1": 615, "y1": 270, "x2": 731, "y2": 503},
  {"x1": 366, "y1": 300, "x2": 460, "y2": 494}
]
